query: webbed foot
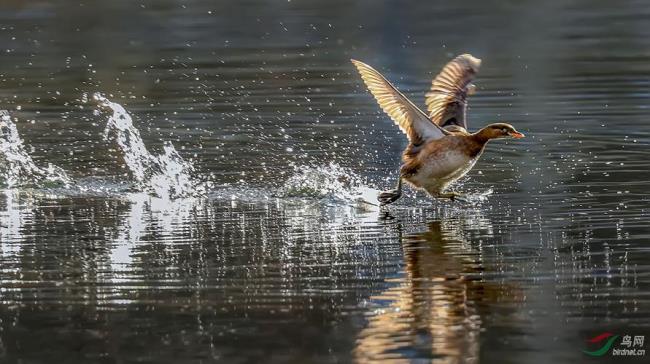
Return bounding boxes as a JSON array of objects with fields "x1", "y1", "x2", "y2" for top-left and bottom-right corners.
[
  {"x1": 378, "y1": 189, "x2": 402, "y2": 206},
  {"x1": 378, "y1": 178, "x2": 402, "y2": 206},
  {"x1": 438, "y1": 191, "x2": 468, "y2": 202}
]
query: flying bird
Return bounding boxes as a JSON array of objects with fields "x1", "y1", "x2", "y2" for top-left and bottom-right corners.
[{"x1": 351, "y1": 54, "x2": 524, "y2": 205}]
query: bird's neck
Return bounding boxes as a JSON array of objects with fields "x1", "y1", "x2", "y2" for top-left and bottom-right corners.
[
  {"x1": 458, "y1": 131, "x2": 490, "y2": 159},
  {"x1": 471, "y1": 127, "x2": 495, "y2": 145}
]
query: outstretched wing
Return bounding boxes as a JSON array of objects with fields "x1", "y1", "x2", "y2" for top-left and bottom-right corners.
[
  {"x1": 351, "y1": 59, "x2": 447, "y2": 146},
  {"x1": 425, "y1": 54, "x2": 481, "y2": 130}
]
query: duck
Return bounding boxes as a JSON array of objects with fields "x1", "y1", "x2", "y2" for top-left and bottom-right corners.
[{"x1": 351, "y1": 54, "x2": 524, "y2": 205}]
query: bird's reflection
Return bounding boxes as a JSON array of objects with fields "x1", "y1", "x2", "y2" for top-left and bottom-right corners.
[{"x1": 355, "y1": 212, "x2": 518, "y2": 363}]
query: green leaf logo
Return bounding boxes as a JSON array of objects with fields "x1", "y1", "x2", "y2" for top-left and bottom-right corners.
[{"x1": 583, "y1": 333, "x2": 619, "y2": 357}]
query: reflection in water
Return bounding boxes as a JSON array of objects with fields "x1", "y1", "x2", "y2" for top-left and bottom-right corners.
[
  {"x1": 0, "y1": 190, "x2": 33, "y2": 258},
  {"x1": 99, "y1": 193, "x2": 207, "y2": 301},
  {"x1": 103, "y1": 194, "x2": 146, "y2": 285},
  {"x1": 0, "y1": 188, "x2": 644, "y2": 362},
  {"x1": 355, "y1": 212, "x2": 519, "y2": 363}
]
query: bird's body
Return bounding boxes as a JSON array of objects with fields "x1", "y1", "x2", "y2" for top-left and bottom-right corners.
[
  {"x1": 351, "y1": 54, "x2": 524, "y2": 204},
  {"x1": 403, "y1": 136, "x2": 480, "y2": 197}
]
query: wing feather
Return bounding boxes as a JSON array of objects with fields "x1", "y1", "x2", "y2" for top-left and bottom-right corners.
[
  {"x1": 425, "y1": 54, "x2": 481, "y2": 130},
  {"x1": 351, "y1": 59, "x2": 447, "y2": 145}
]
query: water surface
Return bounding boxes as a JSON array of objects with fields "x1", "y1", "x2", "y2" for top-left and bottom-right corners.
[{"x1": 0, "y1": 0, "x2": 649, "y2": 363}]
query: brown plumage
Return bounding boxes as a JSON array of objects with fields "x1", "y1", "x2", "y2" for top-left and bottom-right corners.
[
  {"x1": 351, "y1": 54, "x2": 524, "y2": 204},
  {"x1": 425, "y1": 54, "x2": 481, "y2": 129},
  {"x1": 350, "y1": 59, "x2": 447, "y2": 150}
]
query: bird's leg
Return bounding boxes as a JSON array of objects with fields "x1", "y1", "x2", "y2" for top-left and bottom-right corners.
[
  {"x1": 378, "y1": 177, "x2": 402, "y2": 206},
  {"x1": 437, "y1": 191, "x2": 468, "y2": 202}
]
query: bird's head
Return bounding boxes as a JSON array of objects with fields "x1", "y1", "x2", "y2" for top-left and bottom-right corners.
[{"x1": 478, "y1": 123, "x2": 525, "y2": 140}]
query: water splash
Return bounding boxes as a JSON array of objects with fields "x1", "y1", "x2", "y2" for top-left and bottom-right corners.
[
  {"x1": 278, "y1": 162, "x2": 494, "y2": 209},
  {"x1": 0, "y1": 110, "x2": 70, "y2": 188},
  {"x1": 94, "y1": 93, "x2": 205, "y2": 199},
  {"x1": 280, "y1": 162, "x2": 380, "y2": 208}
]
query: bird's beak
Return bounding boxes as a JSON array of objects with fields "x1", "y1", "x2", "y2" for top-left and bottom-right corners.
[{"x1": 509, "y1": 131, "x2": 525, "y2": 139}]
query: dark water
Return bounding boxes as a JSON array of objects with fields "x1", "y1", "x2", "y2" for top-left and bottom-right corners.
[{"x1": 1, "y1": 0, "x2": 649, "y2": 363}]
